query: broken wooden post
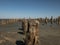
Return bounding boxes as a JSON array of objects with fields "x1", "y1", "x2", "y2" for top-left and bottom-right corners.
[
  {"x1": 57, "y1": 17, "x2": 60, "y2": 24},
  {"x1": 22, "y1": 19, "x2": 28, "y2": 40},
  {"x1": 45, "y1": 17, "x2": 48, "y2": 24},
  {"x1": 25, "y1": 19, "x2": 40, "y2": 45},
  {"x1": 50, "y1": 16, "x2": 53, "y2": 24}
]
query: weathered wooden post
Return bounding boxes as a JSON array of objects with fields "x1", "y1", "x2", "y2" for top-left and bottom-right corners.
[
  {"x1": 22, "y1": 19, "x2": 28, "y2": 40},
  {"x1": 53, "y1": 19, "x2": 56, "y2": 24},
  {"x1": 56, "y1": 18, "x2": 58, "y2": 24},
  {"x1": 45, "y1": 17, "x2": 48, "y2": 24},
  {"x1": 57, "y1": 17, "x2": 60, "y2": 24},
  {"x1": 50, "y1": 16, "x2": 53, "y2": 24},
  {"x1": 25, "y1": 19, "x2": 40, "y2": 45},
  {"x1": 23, "y1": 19, "x2": 28, "y2": 34},
  {"x1": 34, "y1": 20, "x2": 40, "y2": 45}
]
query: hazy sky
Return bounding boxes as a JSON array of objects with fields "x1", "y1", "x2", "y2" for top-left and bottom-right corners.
[{"x1": 0, "y1": 0, "x2": 60, "y2": 18}]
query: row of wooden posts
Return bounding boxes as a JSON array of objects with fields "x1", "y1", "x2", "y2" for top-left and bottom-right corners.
[
  {"x1": 44, "y1": 17, "x2": 60, "y2": 24},
  {"x1": 22, "y1": 17, "x2": 60, "y2": 45},
  {"x1": 38, "y1": 16, "x2": 60, "y2": 24},
  {"x1": 0, "y1": 19, "x2": 18, "y2": 25},
  {"x1": 22, "y1": 19, "x2": 40, "y2": 45},
  {"x1": 0, "y1": 17, "x2": 60, "y2": 25}
]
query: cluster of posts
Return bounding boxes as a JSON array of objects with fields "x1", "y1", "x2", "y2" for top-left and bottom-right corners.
[
  {"x1": 0, "y1": 19, "x2": 18, "y2": 25},
  {"x1": 22, "y1": 19, "x2": 40, "y2": 45},
  {"x1": 0, "y1": 16, "x2": 60, "y2": 25},
  {"x1": 21, "y1": 16, "x2": 60, "y2": 45},
  {"x1": 38, "y1": 16, "x2": 60, "y2": 24}
]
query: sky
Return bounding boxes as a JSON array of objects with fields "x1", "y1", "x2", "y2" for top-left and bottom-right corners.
[{"x1": 0, "y1": 0, "x2": 60, "y2": 19}]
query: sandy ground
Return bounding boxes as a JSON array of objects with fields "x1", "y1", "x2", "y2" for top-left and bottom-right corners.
[
  {"x1": 40, "y1": 23, "x2": 60, "y2": 45},
  {"x1": 0, "y1": 22, "x2": 60, "y2": 45}
]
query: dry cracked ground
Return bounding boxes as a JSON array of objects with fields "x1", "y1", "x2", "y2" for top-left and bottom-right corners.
[{"x1": 0, "y1": 22, "x2": 60, "y2": 45}]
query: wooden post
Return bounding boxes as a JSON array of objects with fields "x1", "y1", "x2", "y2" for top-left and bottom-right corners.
[
  {"x1": 25, "y1": 20, "x2": 40, "y2": 45},
  {"x1": 50, "y1": 16, "x2": 53, "y2": 24},
  {"x1": 57, "y1": 17, "x2": 60, "y2": 24},
  {"x1": 45, "y1": 17, "x2": 48, "y2": 24},
  {"x1": 22, "y1": 19, "x2": 28, "y2": 39}
]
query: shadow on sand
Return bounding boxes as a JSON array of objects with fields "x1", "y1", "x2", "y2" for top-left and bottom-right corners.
[
  {"x1": 18, "y1": 28, "x2": 24, "y2": 31},
  {"x1": 16, "y1": 26, "x2": 25, "y2": 45},
  {"x1": 18, "y1": 32, "x2": 24, "y2": 35},
  {"x1": 18, "y1": 27, "x2": 24, "y2": 35},
  {"x1": 16, "y1": 40, "x2": 25, "y2": 45}
]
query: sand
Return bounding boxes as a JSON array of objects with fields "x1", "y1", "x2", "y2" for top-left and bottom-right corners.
[{"x1": 0, "y1": 22, "x2": 60, "y2": 45}]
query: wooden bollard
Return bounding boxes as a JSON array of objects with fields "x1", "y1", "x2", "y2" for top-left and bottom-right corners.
[
  {"x1": 23, "y1": 19, "x2": 28, "y2": 34},
  {"x1": 25, "y1": 20, "x2": 40, "y2": 45},
  {"x1": 56, "y1": 18, "x2": 60, "y2": 24},
  {"x1": 57, "y1": 17, "x2": 60, "y2": 24},
  {"x1": 56, "y1": 18, "x2": 58, "y2": 24},
  {"x1": 50, "y1": 16, "x2": 53, "y2": 24},
  {"x1": 22, "y1": 19, "x2": 28, "y2": 39},
  {"x1": 45, "y1": 17, "x2": 48, "y2": 24}
]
